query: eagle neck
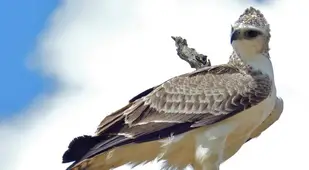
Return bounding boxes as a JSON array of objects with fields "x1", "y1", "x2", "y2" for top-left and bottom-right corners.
[{"x1": 228, "y1": 51, "x2": 274, "y2": 80}]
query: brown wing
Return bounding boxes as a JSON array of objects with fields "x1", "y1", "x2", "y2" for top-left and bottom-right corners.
[
  {"x1": 63, "y1": 65, "x2": 271, "y2": 169},
  {"x1": 91, "y1": 86, "x2": 158, "y2": 134},
  {"x1": 129, "y1": 86, "x2": 157, "y2": 103}
]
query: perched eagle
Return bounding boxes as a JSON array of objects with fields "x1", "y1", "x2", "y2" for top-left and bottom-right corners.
[{"x1": 62, "y1": 7, "x2": 284, "y2": 170}]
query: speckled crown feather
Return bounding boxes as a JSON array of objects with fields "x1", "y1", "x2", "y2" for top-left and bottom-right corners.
[{"x1": 233, "y1": 7, "x2": 270, "y2": 33}]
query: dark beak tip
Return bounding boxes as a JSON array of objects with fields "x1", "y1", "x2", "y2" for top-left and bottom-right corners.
[{"x1": 230, "y1": 30, "x2": 240, "y2": 44}]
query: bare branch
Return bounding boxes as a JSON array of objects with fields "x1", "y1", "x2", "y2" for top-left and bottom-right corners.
[{"x1": 171, "y1": 36, "x2": 211, "y2": 70}]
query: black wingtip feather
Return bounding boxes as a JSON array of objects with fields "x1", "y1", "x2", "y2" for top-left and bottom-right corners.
[
  {"x1": 62, "y1": 135, "x2": 101, "y2": 163},
  {"x1": 129, "y1": 87, "x2": 155, "y2": 103}
]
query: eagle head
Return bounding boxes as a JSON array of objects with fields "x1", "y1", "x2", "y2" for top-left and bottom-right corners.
[{"x1": 230, "y1": 7, "x2": 271, "y2": 57}]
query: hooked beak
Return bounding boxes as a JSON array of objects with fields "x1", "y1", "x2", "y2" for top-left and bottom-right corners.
[{"x1": 230, "y1": 29, "x2": 241, "y2": 44}]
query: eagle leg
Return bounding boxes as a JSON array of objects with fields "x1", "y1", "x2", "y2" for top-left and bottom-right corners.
[{"x1": 194, "y1": 133, "x2": 226, "y2": 170}]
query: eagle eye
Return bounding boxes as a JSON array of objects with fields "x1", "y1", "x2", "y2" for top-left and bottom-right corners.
[{"x1": 244, "y1": 30, "x2": 261, "y2": 38}]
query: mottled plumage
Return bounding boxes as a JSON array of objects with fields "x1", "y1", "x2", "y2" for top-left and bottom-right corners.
[{"x1": 62, "y1": 7, "x2": 283, "y2": 170}]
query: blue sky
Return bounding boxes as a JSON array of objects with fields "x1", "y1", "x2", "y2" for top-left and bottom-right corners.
[
  {"x1": 0, "y1": 0, "x2": 268, "y2": 118},
  {"x1": 4, "y1": 0, "x2": 309, "y2": 170},
  {"x1": 0, "y1": 0, "x2": 59, "y2": 116}
]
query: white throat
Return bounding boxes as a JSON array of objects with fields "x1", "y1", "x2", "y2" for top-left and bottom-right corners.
[
  {"x1": 243, "y1": 53, "x2": 274, "y2": 81},
  {"x1": 231, "y1": 39, "x2": 274, "y2": 81}
]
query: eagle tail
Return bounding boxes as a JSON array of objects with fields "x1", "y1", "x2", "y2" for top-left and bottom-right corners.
[{"x1": 62, "y1": 135, "x2": 103, "y2": 164}]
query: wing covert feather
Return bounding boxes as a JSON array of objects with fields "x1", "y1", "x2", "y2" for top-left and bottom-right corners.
[{"x1": 84, "y1": 65, "x2": 272, "y2": 163}]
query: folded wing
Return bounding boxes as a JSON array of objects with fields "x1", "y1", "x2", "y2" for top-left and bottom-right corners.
[{"x1": 63, "y1": 65, "x2": 271, "y2": 169}]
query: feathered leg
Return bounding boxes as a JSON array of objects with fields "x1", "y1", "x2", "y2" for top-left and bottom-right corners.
[{"x1": 194, "y1": 131, "x2": 226, "y2": 170}]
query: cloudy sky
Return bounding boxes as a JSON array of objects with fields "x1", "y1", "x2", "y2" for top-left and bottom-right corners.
[
  {"x1": 0, "y1": 0, "x2": 58, "y2": 116},
  {"x1": 1, "y1": 0, "x2": 309, "y2": 170}
]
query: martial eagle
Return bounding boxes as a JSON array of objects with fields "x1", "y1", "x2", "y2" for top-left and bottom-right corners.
[{"x1": 62, "y1": 7, "x2": 284, "y2": 170}]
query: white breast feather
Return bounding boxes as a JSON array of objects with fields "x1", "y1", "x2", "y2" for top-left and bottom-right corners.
[{"x1": 156, "y1": 53, "x2": 277, "y2": 168}]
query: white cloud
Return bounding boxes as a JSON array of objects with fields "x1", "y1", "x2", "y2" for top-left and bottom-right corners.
[{"x1": 1, "y1": 0, "x2": 309, "y2": 170}]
